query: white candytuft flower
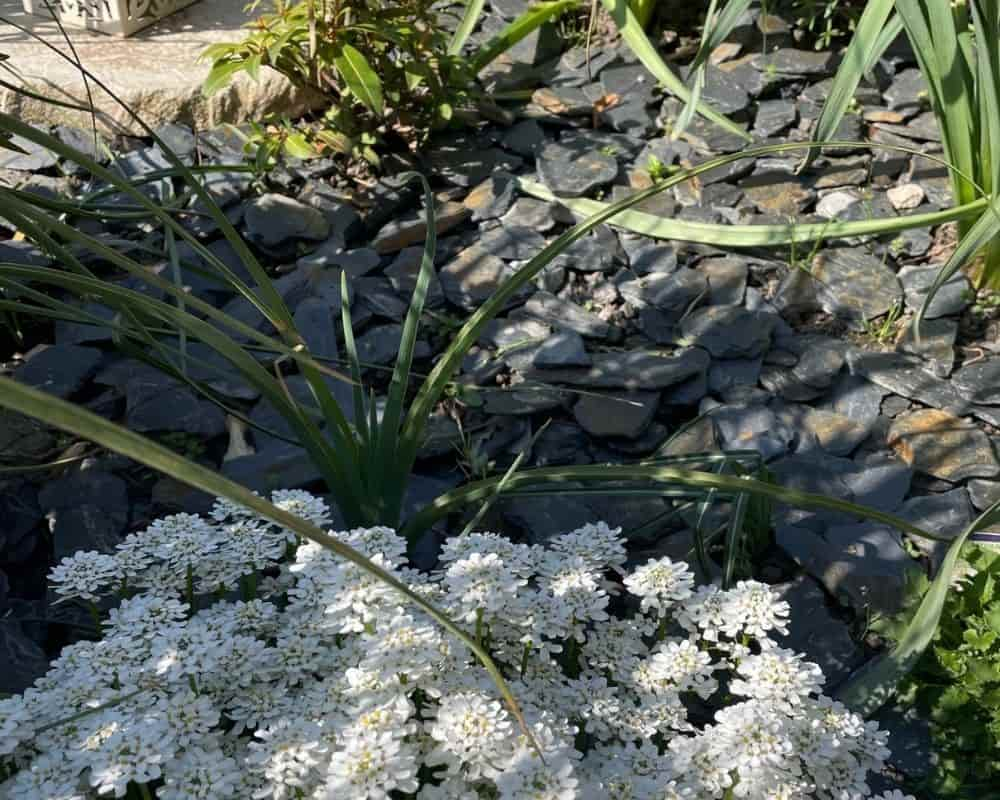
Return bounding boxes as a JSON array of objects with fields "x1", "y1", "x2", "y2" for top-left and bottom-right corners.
[{"x1": 9, "y1": 491, "x2": 916, "y2": 800}]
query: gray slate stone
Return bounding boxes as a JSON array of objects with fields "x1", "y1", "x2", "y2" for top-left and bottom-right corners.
[
  {"x1": 898, "y1": 264, "x2": 970, "y2": 319},
  {"x1": 244, "y1": 193, "x2": 329, "y2": 248},
  {"x1": 518, "y1": 291, "x2": 616, "y2": 339},
  {"x1": 680, "y1": 306, "x2": 776, "y2": 359},
  {"x1": 525, "y1": 348, "x2": 710, "y2": 390},
  {"x1": 573, "y1": 391, "x2": 660, "y2": 439},
  {"x1": 812, "y1": 247, "x2": 903, "y2": 326},
  {"x1": 0, "y1": 621, "x2": 48, "y2": 694},
  {"x1": 847, "y1": 350, "x2": 969, "y2": 414},
  {"x1": 39, "y1": 469, "x2": 129, "y2": 559},
  {"x1": 533, "y1": 331, "x2": 590, "y2": 368},
  {"x1": 952, "y1": 358, "x2": 1000, "y2": 405},
  {"x1": 536, "y1": 143, "x2": 619, "y2": 197},
  {"x1": 14, "y1": 344, "x2": 102, "y2": 399}
]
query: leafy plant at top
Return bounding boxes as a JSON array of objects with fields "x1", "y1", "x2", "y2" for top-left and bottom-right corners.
[
  {"x1": 789, "y1": 0, "x2": 865, "y2": 48},
  {"x1": 204, "y1": 0, "x2": 752, "y2": 169},
  {"x1": 875, "y1": 545, "x2": 1000, "y2": 798},
  {"x1": 202, "y1": 0, "x2": 475, "y2": 166}
]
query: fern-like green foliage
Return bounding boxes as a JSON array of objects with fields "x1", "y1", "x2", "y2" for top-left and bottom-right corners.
[{"x1": 879, "y1": 546, "x2": 1000, "y2": 798}]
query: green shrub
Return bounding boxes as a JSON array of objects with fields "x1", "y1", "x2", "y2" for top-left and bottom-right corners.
[
  {"x1": 885, "y1": 546, "x2": 1000, "y2": 797},
  {"x1": 202, "y1": 0, "x2": 474, "y2": 166}
]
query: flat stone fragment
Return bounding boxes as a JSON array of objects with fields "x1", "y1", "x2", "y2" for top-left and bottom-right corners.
[
  {"x1": 819, "y1": 372, "x2": 886, "y2": 429},
  {"x1": 478, "y1": 224, "x2": 547, "y2": 261},
  {"x1": 244, "y1": 194, "x2": 329, "y2": 249},
  {"x1": 699, "y1": 257, "x2": 748, "y2": 305},
  {"x1": 0, "y1": 133, "x2": 57, "y2": 171},
  {"x1": 897, "y1": 488, "x2": 973, "y2": 568},
  {"x1": 463, "y1": 173, "x2": 517, "y2": 222},
  {"x1": 438, "y1": 245, "x2": 513, "y2": 311},
  {"x1": 14, "y1": 344, "x2": 102, "y2": 399},
  {"x1": 801, "y1": 408, "x2": 870, "y2": 456},
  {"x1": 573, "y1": 391, "x2": 660, "y2": 439},
  {"x1": 373, "y1": 201, "x2": 471, "y2": 255},
  {"x1": 518, "y1": 292, "x2": 615, "y2": 339},
  {"x1": 821, "y1": 522, "x2": 916, "y2": 615},
  {"x1": 950, "y1": 358, "x2": 1000, "y2": 405},
  {"x1": 811, "y1": 248, "x2": 903, "y2": 326},
  {"x1": 536, "y1": 144, "x2": 619, "y2": 197},
  {"x1": 618, "y1": 269, "x2": 708, "y2": 318},
  {"x1": 741, "y1": 173, "x2": 815, "y2": 216},
  {"x1": 753, "y1": 99, "x2": 797, "y2": 137},
  {"x1": 712, "y1": 403, "x2": 791, "y2": 461},
  {"x1": 968, "y1": 479, "x2": 1000, "y2": 511},
  {"x1": 773, "y1": 575, "x2": 865, "y2": 685},
  {"x1": 533, "y1": 331, "x2": 591, "y2": 368},
  {"x1": 896, "y1": 317, "x2": 956, "y2": 378},
  {"x1": 525, "y1": 348, "x2": 710, "y2": 390},
  {"x1": 897, "y1": 264, "x2": 969, "y2": 319},
  {"x1": 847, "y1": 350, "x2": 969, "y2": 414},
  {"x1": 679, "y1": 306, "x2": 776, "y2": 359},
  {"x1": 888, "y1": 408, "x2": 1000, "y2": 481}
]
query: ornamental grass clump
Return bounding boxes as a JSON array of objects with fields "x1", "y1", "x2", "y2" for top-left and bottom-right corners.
[{"x1": 3, "y1": 491, "x2": 912, "y2": 800}]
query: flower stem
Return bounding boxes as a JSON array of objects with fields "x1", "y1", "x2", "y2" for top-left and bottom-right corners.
[{"x1": 87, "y1": 601, "x2": 103, "y2": 637}]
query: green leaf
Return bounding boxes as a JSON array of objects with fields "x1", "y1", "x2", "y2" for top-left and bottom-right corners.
[
  {"x1": 448, "y1": 0, "x2": 487, "y2": 55},
  {"x1": 282, "y1": 132, "x2": 315, "y2": 160},
  {"x1": 799, "y1": 0, "x2": 899, "y2": 172},
  {"x1": 334, "y1": 44, "x2": 384, "y2": 116},
  {"x1": 965, "y1": 629, "x2": 998, "y2": 651},
  {"x1": 202, "y1": 60, "x2": 246, "y2": 96},
  {"x1": 599, "y1": 0, "x2": 751, "y2": 142}
]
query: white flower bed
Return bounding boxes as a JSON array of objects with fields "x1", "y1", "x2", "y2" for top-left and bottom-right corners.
[{"x1": 1, "y1": 491, "x2": 912, "y2": 799}]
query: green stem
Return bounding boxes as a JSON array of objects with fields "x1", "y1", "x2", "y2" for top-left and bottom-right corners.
[
  {"x1": 139, "y1": 784, "x2": 154, "y2": 800},
  {"x1": 87, "y1": 601, "x2": 103, "y2": 637}
]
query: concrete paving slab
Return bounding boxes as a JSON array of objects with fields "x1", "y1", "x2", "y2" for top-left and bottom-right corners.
[{"x1": 0, "y1": 0, "x2": 322, "y2": 135}]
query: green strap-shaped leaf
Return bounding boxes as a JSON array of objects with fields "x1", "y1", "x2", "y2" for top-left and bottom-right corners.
[
  {"x1": 0, "y1": 376, "x2": 535, "y2": 746},
  {"x1": 518, "y1": 176, "x2": 983, "y2": 247},
  {"x1": 799, "y1": 0, "x2": 900, "y2": 172},
  {"x1": 675, "y1": 0, "x2": 753, "y2": 138},
  {"x1": 472, "y1": 0, "x2": 578, "y2": 73},
  {"x1": 600, "y1": 0, "x2": 751, "y2": 142},
  {"x1": 334, "y1": 43, "x2": 384, "y2": 116},
  {"x1": 837, "y1": 497, "x2": 1000, "y2": 716},
  {"x1": 449, "y1": 0, "x2": 487, "y2": 55}
]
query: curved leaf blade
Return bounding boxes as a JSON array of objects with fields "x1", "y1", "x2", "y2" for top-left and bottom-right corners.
[
  {"x1": 449, "y1": 0, "x2": 487, "y2": 55},
  {"x1": 472, "y1": 0, "x2": 578, "y2": 73},
  {"x1": 600, "y1": 0, "x2": 751, "y2": 142},
  {"x1": 334, "y1": 44, "x2": 384, "y2": 116}
]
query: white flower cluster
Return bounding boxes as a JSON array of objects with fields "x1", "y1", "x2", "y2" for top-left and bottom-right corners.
[{"x1": 2, "y1": 494, "x2": 913, "y2": 800}]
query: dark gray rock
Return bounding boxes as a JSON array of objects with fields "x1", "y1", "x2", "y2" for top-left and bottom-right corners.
[
  {"x1": 438, "y1": 245, "x2": 514, "y2": 310},
  {"x1": 551, "y1": 227, "x2": 625, "y2": 273},
  {"x1": 533, "y1": 330, "x2": 590, "y2": 368},
  {"x1": 741, "y1": 172, "x2": 815, "y2": 216},
  {"x1": 898, "y1": 488, "x2": 973, "y2": 568},
  {"x1": 428, "y1": 136, "x2": 523, "y2": 188},
  {"x1": 699, "y1": 257, "x2": 748, "y2": 305},
  {"x1": 502, "y1": 197, "x2": 556, "y2": 232},
  {"x1": 478, "y1": 224, "x2": 547, "y2": 260},
  {"x1": 707, "y1": 358, "x2": 763, "y2": 395},
  {"x1": 812, "y1": 247, "x2": 903, "y2": 326},
  {"x1": 884, "y1": 69, "x2": 930, "y2": 112},
  {"x1": 968, "y1": 478, "x2": 1000, "y2": 512},
  {"x1": 525, "y1": 348, "x2": 709, "y2": 390},
  {"x1": 712, "y1": 403, "x2": 791, "y2": 461},
  {"x1": 600, "y1": 100, "x2": 658, "y2": 137},
  {"x1": 871, "y1": 704, "x2": 936, "y2": 780},
  {"x1": 796, "y1": 407, "x2": 871, "y2": 457},
  {"x1": 501, "y1": 119, "x2": 546, "y2": 157},
  {"x1": 357, "y1": 277, "x2": 409, "y2": 321},
  {"x1": 896, "y1": 317, "x2": 956, "y2": 378},
  {"x1": 888, "y1": 408, "x2": 1000, "y2": 481},
  {"x1": 751, "y1": 49, "x2": 836, "y2": 75},
  {"x1": 621, "y1": 239, "x2": 678, "y2": 276},
  {"x1": 223, "y1": 441, "x2": 323, "y2": 493},
  {"x1": 518, "y1": 291, "x2": 616, "y2": 339},
  {"x1": 753, "y1": 98, "x2": 798, "y2": 138},
  {"x1": 125, "y1": 372, "x2": 227, "y2": 437},
  {"x1": 385, "y1": 246, "x2": 446, "y2": 309},
  {"x1": 619, "y1": 269, "x2": 708, "y2": 321},
  {"x1": 821, "y1": 522, "x2": 915, "y2": 614},
  {"x1": 0, "y1": 621, "x2": 48, "y2": 694},
  {"x1": 298, "y1": 245, "x2": 380, "y2": 277},
  {"x1": 463, "y1": 172, "x2": 517, "y2": 222},
  {"x1": 14, "y1": 344, "x2": 102, "y2": 399},
  {"x1": 0, "y1": 132, "x2": 58, "y2": 171},
  {"x1": 952, "y1": 358, "x2": 1000, "y2": 405},
  {"x1": 532, "y1": 420, "x2": 592, "y2": 466},
  {"x1": 0, "y1": 239, "x2": 50, "y2": 266},
  {"x1": 773, "y1": 575, "x2": 865, "y2": 685},
  {"x1": 573, "y1": 391, "x2": 660, "y2": 439},
  {"x1": 536, "y1": 143, "x2": 619, "y2": 197},
  {"x1": 357, "y1": 324, "x2": 429, "y2": 366},
  {"x1": 40, "y1": 469, "x2": 129, "y2": 559},
  {"x1": 602, "y1": 64, "x2": 659, "y2": 107},
  {"x1": 680, "y1": 306, "x2": 776, "y2": 359},
  {"x1": 244, "y1": 193, "x2": 329, "y2": 248},
  {"x1": 898, "y1": 264, "x2": 970, "y2": 318},
  {"x1": 848, "y1": 350, "x2": 969, "y2": 414},
  {"x1": 845, "y1": 454, "x2": 912, "y2": 511}
]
